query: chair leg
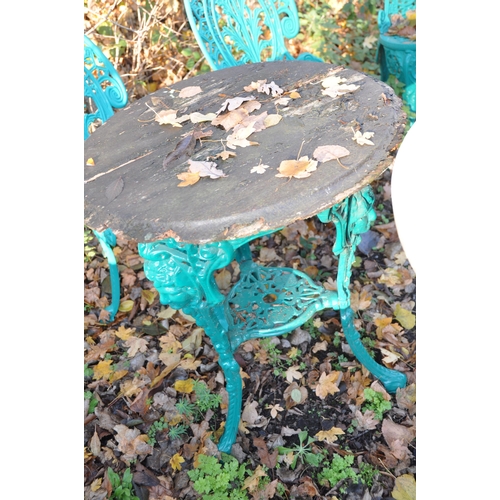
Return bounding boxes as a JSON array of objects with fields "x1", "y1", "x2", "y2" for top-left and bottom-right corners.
[
  {"x1": 93, "y1": 228, "x2": 120, "y2": 321},
  {"x1": 318, "y1": 187, "x2": 407, "y2": 393}
]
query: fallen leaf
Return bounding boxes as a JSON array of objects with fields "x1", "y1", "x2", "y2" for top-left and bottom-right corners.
[
  {"x1": 216, "y1": 150, "x2": 236, "y2": 160},
  {"x1": 86, "y1": 157, "x2": 95, "y2": 166},
  {"x1": 354, "y1": 409, "x2": 379, "y2": 430},
  {"x1": 243, "y1": 79, "x2": 267, "y2": 92},
  {"x1": 250, "y1": 163, "x2": 271, "y2": 174},
  {"x1": 315, "y1": 371, "x2": 341, "y2": 399},
  {"x1": 289, "y1": 91, "x2": 301, "y2": 99},
  {"x1": 216, "y1": 95, "x2": 256, "y2": 115},
  {"x1": 275, "y1": 97, "x2": 291, "y2": 106},
  {"x1": 106, "y1": 177, "x2": 124, "y2": 202},
  {"x1": 283, "y1": 382, "x2": 308, "y2": 409},
  {"x1": 352, "y1": 130, "x2": 375, "y2": 146},
  {"x1": 114, "y1": 424, "x2": 153, "y2": 463},
  {"x1": 258, "y1": 81, "x2": 284, "y2": 96},
  {"x1": 379, "y1": 347, "x2": 400, "y2": 364},
  {"x1": 170, "y1": 453, "x2": 185, "y2": 471},
  {"x1": 264, "y1": 114, "x2": 282, "y2": 127},
  {"x1": 313, "y1": 145, "x2": 350, "y2": 162},
  {"x1": 315, "y1": 426, "x2": 345, "y2": 444},
  {"x1": 189, "y1": 111, "x2": 216, "y2": 123},
  {"x1": 285, "y1": 365, "x2": 303, "y2": 383},
  {"x1": 93, "y1": 360, "x2": 113, "y2": 380},
  {"x1": 178, "y1": 85, "x2": 202, "y2": 98},
  {"x1": 115, "y1": 326, "x2": 135, "y2": 341},
  {"x1": 391, "y1": 474, "x2": 416, "y2": 500},
  {"x1": 163, "y1": 130, "x2": 197, "y2": 168},
  {"x1": 394, "y1": 303, "x2": 416, "y2": 329},
  {"x1": 125, "y1": 336, "x2": 149, "y2": 357},
  {"x1": 155, "y1": 109, "x2": 183, "y2": 127},
  {"x1": 321, "y1": 76, "x2": 360, "y2": 98},
  {"x1": 187, "y1": 159, "x2": 226, "y2": 179},
  {"x1": 119, "y1": 299, "x2": 135, "y2": 312},
  {"x1": 266, "y1": 403, "x2": 284, "y2": 419},
  {"x1": 276, "y1": 156, "x2": 318, "y2": 179},
  {"x1": 242, "y1": 465, "x2": 268, "y2": 492},
  {"x1": 177, "y1": 171, "x2": 201, "y2": 187}
]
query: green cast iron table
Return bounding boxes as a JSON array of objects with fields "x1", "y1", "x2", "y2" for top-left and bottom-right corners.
[{"x1": 84, "y1": 60, "x2": 407, "y2": 454}]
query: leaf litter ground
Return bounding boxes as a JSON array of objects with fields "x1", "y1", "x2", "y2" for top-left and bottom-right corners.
[{"x1": 84, "y1": 169, "x2": 416, "y2": 500}]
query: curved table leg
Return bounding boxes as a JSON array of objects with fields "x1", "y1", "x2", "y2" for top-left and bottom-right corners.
[
  {"x1": 93, "y1": 228, "x2": 120, "y2": 321},
  {"x1": 139, "y1": 237, "x2": 245, "y2": 452},
  {"x1": 318, "y1": 186, "x2": 407, "y2": 393}
]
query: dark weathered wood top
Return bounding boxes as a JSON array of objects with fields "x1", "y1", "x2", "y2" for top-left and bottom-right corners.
[{"x1": 84, "y1": 61, "x2": 405, "y2": 244}]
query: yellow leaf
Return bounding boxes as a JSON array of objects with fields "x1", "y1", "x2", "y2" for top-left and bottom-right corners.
[
  {"x1": 391, "y1": 474, "x2": 416, "y2": 500},
  {"x1": 394, "y1": 304, "x2": 416, "y2": 329},
  {"x1": 157, "y1": 307, "x2": 177, "y2": 320},
  {"x1": 119, "y1": 299, "x2": 135, "y2": 312},
  {"x1": 315, "y1": 371, "x2": 341, "y2": 399},
  {"x1": 242, "y1": 465, "x2": 267, "y2": 492},
  {"x1": 174, "y1": 379, "x2": 195, "y2": 394},
  {"x1": 115, "y1": 325, "x2": 135, "y2": 340},
  {"x1": 109, "y1": 369, "x2": 129, "y2": 383},
  {"x1": 289, "y1": 91, "x2": 301, "y2": 98},
  {"x1": 315, "y1": 426, "x2": 345, "y2": 444},
  {"x1": 93, "y1": 360, "x2": 113, "y2": 380},
  {"x1": 86, "y1": 157, "x2": 95, "y2": 166},
  {"x1": 141, "y1": 289, "x2": 157, "y2": 305},
  {"x1": 177, "y1": 171, "x2": 201, "y2": 187},
  {"x1": 170, "y1": 453, "x2": 185, "y2": 471},
  {"x1": 90, "y1": 478, "x2": 102, "y2": 491},
  {"x1": 374, "y1": 315, "x2": 393, "y2": 338}
]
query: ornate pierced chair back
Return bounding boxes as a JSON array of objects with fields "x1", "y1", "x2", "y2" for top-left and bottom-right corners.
[
  {"x1": 84, "y1": 35, "x2": 128, "y2": 139},
  {"x1": 183, "y1": 0, "x2": 323, "y2": 70},
  {"x1": 378, "y1": 0, "x2": 416, "y2": 35}
]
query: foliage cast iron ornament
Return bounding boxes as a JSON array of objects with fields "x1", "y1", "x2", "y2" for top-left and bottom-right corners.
[{"x1": 139, "y1": 186, "x2": 407, "y2": 453}]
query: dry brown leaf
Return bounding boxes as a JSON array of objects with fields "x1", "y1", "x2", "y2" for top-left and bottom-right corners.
[
  {"x1": 216, "y1": 150, "x2": 237, "y2": 160},
  {"x1": 315, "y1": 371, "x2": 341, "y2": 399},
  {"x1": 216, "y1": 95, "x2": 256, "y2": 114},
  {"x1": 276, "y1": 156, "x2": 318, "y2": 179},
  {"x1": 315, "y1": 426, "x2": 345, "y2": 444},
  {"x1": 189, "y1": 111, "x2": 216, "y2": 123},
  {"x1": 178, "y1": 85, "x2": 202, "y2": 98},
  {"x1": 177, "y1": 171, "x2": 201, "y2": 187},
  {"x1": 313, "y1": 144, "x2": 350, "y2": 162},
  {"x1": 155, "y1": 109, "x2": 183, "y2": 127},
  {"x1": 114, "y1": 424, "x2": 153, "y2": 463}
]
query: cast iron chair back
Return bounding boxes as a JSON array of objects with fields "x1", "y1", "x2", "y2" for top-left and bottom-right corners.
[
  {"x1": 377, "y1": 0, "x2": 416, "y2": 119},
  {"x1": 84, "y1": 35, "x2": 128, "y2": 321},
  {"x1": 84, "y1": 35, "x2": 128, "y2": 139},
  {"x1": 183, "y1": 0, "x2": 323, "y2": 70}
]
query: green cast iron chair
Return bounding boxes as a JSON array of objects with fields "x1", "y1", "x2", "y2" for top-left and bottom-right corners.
[
  {"x1": 84, "y1": 34, "x2": 129, "y2": 321},
  {"x1": 142, "y1": 1, "x2": 408, "y2": 453},
  {"x1": 182, "y1": 0, "x2": 323, "y2": 70},
  {"x1": 377, "y1": 0, "x2": 416, "y2": 120}
]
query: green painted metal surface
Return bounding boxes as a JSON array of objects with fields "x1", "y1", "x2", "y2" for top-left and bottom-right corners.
[
  {"x1": 183, "y1": 0, "x2": 323, "y2": 70},
  {"x1": 84, "y1": 35, "x2": 128, "y2": 139},
  {"x1": 377, "y1": 0, "x2": 416, "y2": 119},
  {"x1": 138, "y1": 186, "x2": 406, "y2": 453},
  {"x1": 85, "y1": 35, "x2": 128, "y2": 320}
]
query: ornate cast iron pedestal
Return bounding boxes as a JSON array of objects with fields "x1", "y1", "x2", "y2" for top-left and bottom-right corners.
[{"x1": 138, "y1": 186, "x2": 407, "y2": 453}]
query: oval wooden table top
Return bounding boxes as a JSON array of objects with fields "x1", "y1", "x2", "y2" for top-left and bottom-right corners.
[{"x1": 84, "y1": 61, "x2": 406, "y2": 244}]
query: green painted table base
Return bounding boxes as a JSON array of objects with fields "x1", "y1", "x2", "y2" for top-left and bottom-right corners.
[{"x1": 138, "y1": 185, "x2": 406, "y2": 454}]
